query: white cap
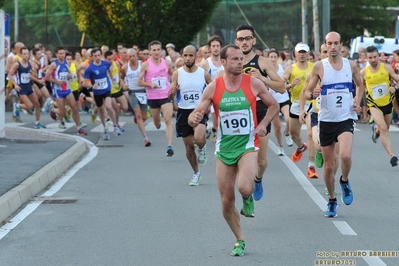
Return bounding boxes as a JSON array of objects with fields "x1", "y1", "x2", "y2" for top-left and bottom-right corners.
[{"x1": 295, "y1": 43, "x2": 310, "y2": 52}]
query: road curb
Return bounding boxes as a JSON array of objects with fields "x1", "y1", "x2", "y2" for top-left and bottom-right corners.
[{"x1": 0, "y1": 136, "x2": 88, "y2": 224}]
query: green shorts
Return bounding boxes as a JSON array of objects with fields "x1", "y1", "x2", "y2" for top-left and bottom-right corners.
[{"x1": 215, "y1": 149, "x2": 257, "y2": 165}]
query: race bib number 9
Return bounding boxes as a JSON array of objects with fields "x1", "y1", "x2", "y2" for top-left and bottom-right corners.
[
  {"x1": 371, "y1": 83, "x2": 388, "y2": 100},
  {"x1": 151, "y1": 77, "x2": 167, "y2": 90},
  {"x1": 95, "y1": 78, "x2": 108, "y2": 90},
  {"x1": 220, "y1": 109, "x2": 250, "y2": 135}
]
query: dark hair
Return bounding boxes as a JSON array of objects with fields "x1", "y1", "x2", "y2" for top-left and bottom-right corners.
[
  {"x1": 309, "y1": 51, "x2": 314, "y2": 58},
  {"x1": 91, "y1": 47, "x2": 101, "y2": 55},
  {"x1": 280, "y1": 51, "x2": 286, "y2": 61},
  {"x1": 235, "y1": 24, "x2": 255, "y2": 36},
  {"x1": 148, "y1": 40, "x2": 162, "y2": 50},
  {"x1": 268, "y1": 50, "x2": 279, "y2": 57},
  {"x1": 220, "y1": 44, "x2": 240, "y2": 60},
  {"x1": 10, "y1": 42, "x2": 16, "y2": 50},
  {"x1": 366, "y1": 45, "x2": 378, "y2": 54},
  {"x1": 55, "y1": 46, "x2": 66, "y2": 54},
  {"x1": 393, "y1": 49, "x2": 399, "y2": 56},
  {"x1": 104, "y1": 50, "x2": 113, "y2": 58},
  {"x1": 32, "y1": 47, "x2": 41, "y2": 56},
  {"x1": 20, "y1": 46, "x2": 29, "y2": 54},
  {"x1": 207, "y1": 35, "x2": 224, "y2": 47},
  {"x1": 65, "y1": 52, "x2": 73, "y2": 58}
]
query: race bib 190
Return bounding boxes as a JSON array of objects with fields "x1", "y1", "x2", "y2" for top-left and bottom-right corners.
[{"x1": 219, "y1": 109, "x2": 250, "y2": 135}]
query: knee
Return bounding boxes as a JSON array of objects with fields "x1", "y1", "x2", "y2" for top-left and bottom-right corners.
[
  {"x1": 238, "y1": 182, "x2": 254, "y2": 198},
  {"x1": 340, "y1": 154, "x2": 351, "y2": 164},
  {"x1": 378, "y1": 125, "x2": 388, "y2": 134}
]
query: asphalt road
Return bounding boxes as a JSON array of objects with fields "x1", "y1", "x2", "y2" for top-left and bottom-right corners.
[{"x1": 0, "y1": 111, "x2": 398, "y2": 266}]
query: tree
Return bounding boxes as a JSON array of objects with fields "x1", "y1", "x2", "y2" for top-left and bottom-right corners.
[
  {"x1": 330, "y1": 0, "x2": 397, "y2": 45},
  {"x1": 68, "y1": 0, "x2": 221, "y2": 50}
]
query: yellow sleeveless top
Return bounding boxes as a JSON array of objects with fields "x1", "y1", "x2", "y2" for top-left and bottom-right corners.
[
  {"x1": 365, "y1": 63, "x2": 393, "y2": 107},
  {"x1": 110, "y1": 61, "x2": 120, "y2": 94},
  {"x1": 289, "y1": 62, "x2": 313, "y2": 102},
  {"x1": 69, "y1": 62, "x2": 79, "y2": 92}
]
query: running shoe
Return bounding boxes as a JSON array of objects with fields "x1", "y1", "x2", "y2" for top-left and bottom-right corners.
[
  {"x1": 166, "y1": 145, "x2": 174, "y2": 157},
  {"x1": 371, "y1": 124, "x2": 379, "y2": 143},
  {"x1": 79, "y1": 109, "x2": 87, "y2": 115},
  {"x1": 12, "y1": 115, "x2": 23, "y2": 123},
  {"x1": 253, "y1": 180, "x2": 263, "y2": 201},
  {"x1": 13, "y1": 102, "x2": 20, "y2": 117},
  {"x1": 339, "y1": 176, "x2": 353, "y2": 205},
  {"x1": 117, "y1": 125, "x2": 125, "y2": 133},
  {"x1": 27, "y1": 109, "x2": 34, "y2": 115},
  {"x1": 114, "y1": 126, "x2": 123, "y2": 136},
  {"x1": 240, "y1": 195, "x2": 255, "y2": 218},
  {"x1": 64, "y1": 107, "x2": 72, "y2": 122},
  {"x1": 49, "y1": 106, "x2": 57, "y2": 121},
  {"x1": 189, "y1": 172, "x2": 202, "y2": 186},
  {"x1": 197, "y1": 145, "x2": 207, "y2": 166},
  {"x1": 390, "y1": 155, "x2": 398, "y2": 167},
  {"x1": 144, "y1": 139, "x2": 151, "y2": 147},
  {"x1": 325, "y1": 199, "x2": 338, "y2": 218},
  {"x1": 285, "y1": 134, "x2": 293, "y2": 147},
  {"x1": 78, "y1": 93, "x2": 85, "y2": 104},
  {"x1": 291, "y1": 142, "x2": 308, "y2": 162},
  {"x1": 44, "y1": 98, "x2": 52, "y2": 111},
  {"x1": 307, "y1": 166, "x2": 319, "y2": 179},
  {"x1": 89, "y1": 108, "x2": 97, "y2": 124},
  {"x1": 34, "y1": 122, "x2": 46, "y2": 129},
  {"x1": 231, "y1": 240, "x2": 246, "y2": 256},
  {"x1": 59, "y1": 122, "x2": 67, "y2": 129},
  {"x1": 368, "y1": 117, "x2": 374, "y2": 124},
  {"x1": 77, "y1": 127, "x2": 88, "y2": 136},
  {"x1": 277, "y1": 147, "x2": 285, "y2": 156},
  {"x1": 103, "y1": 128, "x2": 110, "y2": 141},
  {"x1": 315, "y1": 151, "x2": 324, "y2": 168}
]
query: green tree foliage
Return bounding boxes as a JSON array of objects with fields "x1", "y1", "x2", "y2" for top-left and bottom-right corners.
[
  {"x1": 2, "y1": 0, "x2": 86, "y2": 47},
  {"x1": 69, "y1": 0, "x2": 221, "y2": 50},
  {"x1": 331, "y1": 0, "x2": 398, "y2": 44}
]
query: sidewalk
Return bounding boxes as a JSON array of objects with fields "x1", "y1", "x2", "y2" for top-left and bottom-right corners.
[{"x1": 0, "y1": 127, "x2": 88, "y2": 224}]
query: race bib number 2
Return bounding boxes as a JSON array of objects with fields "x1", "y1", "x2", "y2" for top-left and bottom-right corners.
[
  {"x1": 326, "y1": 89, "x2": 350, "y2": 109},
  {"x1": 220, "y1": 109, "x2": 250, "y2": 135}
]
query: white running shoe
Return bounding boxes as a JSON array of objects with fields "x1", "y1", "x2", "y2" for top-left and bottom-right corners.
[
  {"x1": 189, "y1": 172, "x2": 202, "y2": 186},
  {"x1": 197, "y1": 145, "x2": 207, "y2": 166},
  {"x1": 285, "y1": 134, "x2": 293, "y2": 147},
  {"x1": 277, "y1": 147, "x2": 285, "y2": 156}
]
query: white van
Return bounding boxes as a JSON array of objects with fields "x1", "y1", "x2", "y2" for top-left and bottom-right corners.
[{"x1": 350, "y1": 36, "x2": 399, "y2": 59}]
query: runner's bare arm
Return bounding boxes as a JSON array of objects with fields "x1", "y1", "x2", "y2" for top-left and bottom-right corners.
[
  {"x1": 119, "y1": 65, "x2": 128, "y2": 90},
  {"x1": 251, "y1": 77, "x2": 279, "y2": 136},
  {"x1": 258, "y1": 57, "x2": 285, "y2": 93},
  {"x1": 188, "y1": 81, "x2": 215, "y2": 128},
  {"x1": 8, "y1": 62, "x2": 20, "y2": 90},
  {"x1": 350, "y1": 61, "x2": 364, "y2": 108},
  {"x1": 137, "y1": 62, "x2": 157, "y2": 88},
  {"x1": 168, "y1": 70, "x2": 179, "y2": 100}
]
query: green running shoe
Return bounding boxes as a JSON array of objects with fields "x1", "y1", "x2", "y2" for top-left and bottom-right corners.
[
  {"x1": 315, "y1": 151, "x2": 324, "y2": 168},
  {"x1": 231, "y1": 240, "x2": 245, "y2": 256},
  {"x1": 241, "y1": 195, "x2": 255, "y2": 218}
]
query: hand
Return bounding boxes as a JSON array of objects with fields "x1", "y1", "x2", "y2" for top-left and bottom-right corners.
[
  {"x1": 190, "y1": 110, "x2": 205, "y2": 127},
  {"x1": 353, "y1": 102, "x2": 361, "y2": 113},
  {"x1": 291, "y1": 77, "x2": 301, "y2": 86},
  {"x1": 312, "y1": 86, "x2": 321, "y2": 98},
  {"x1": 169, "y1": 84, "x2": 180, "y2": 95},
  {"x1": 151, "y1": 83, "x2": 160, "y2": 89},
  {"x1": 299, "y1": 110, "x2": 307, "y2": 124},
  {"x1": 93, "y1": 83, "x2": 98, "y2": 90},
  {"x1": 249, "y1": 68, "x2": 262, "y2": 79},
  {"x1": 255, "y1": 124, "x2": 268, "y2": 137},
  {"x1": 389, "y1": 86, "x2": 396, "y2": 94},
  {"x1": 15, "y1": 85, "x2": 21, "y2": 92}
]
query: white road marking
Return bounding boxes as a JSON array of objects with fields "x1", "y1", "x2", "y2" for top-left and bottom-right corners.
[
  {"x1": 332, "y1": 221, "x2": 357, "y2": 235},
  {"x1": 0, "y1": 136, "x2": 98, "y2": 241},
  {"x1": 268, "y1": 140, "x2": 357, "y2": 235}
]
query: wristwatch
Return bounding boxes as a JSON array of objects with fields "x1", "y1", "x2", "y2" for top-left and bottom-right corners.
[{"x1": 310, "y1": 92, "x2": 314, "y2": 100}]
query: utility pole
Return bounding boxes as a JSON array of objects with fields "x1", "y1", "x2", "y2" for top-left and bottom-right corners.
[
  {"x1": 313, "y1": 0, "x2": 320, "y2": 53},
  {"x1": 302, "y1": 0, "x2": 308, "y2": 43},
  {"x1": 14, "y1": 0, "x2": 18, "y2": 41},
  {"x1": 322, "y1": 0, "x2": 330, "y2": 39}
]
